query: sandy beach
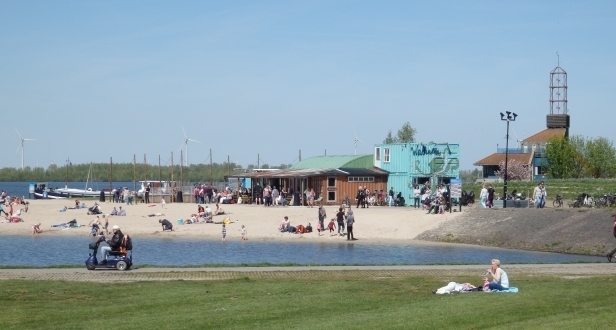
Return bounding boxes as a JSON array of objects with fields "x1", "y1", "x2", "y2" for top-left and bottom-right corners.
[{"x1": 1, "y1": 199, "x2": 463, "y2": 243}]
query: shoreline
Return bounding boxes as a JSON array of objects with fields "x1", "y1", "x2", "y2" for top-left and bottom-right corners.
[{"x1": 1, "y1": 199, "x2": 464, "y2": 243}]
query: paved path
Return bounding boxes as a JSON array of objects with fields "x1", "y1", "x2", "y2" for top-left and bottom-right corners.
[{"x1": 1, "y1": 264, "x2": 614, "y2": 282}]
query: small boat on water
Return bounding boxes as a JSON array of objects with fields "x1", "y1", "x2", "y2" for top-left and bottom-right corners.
[
  {"x1": 32, "y1": 183, "x2": 68, "y2": 199},
  {"x1": 53, "y1": 162, "x2": 110, "y2": 198}
]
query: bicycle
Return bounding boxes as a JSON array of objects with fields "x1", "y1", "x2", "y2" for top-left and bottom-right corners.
[{"x1": 553, "y1": 194, "x2": 563, "y2": 208}]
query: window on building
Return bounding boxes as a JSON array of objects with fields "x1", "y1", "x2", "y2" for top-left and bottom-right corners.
[
  {"x1": 348, "y1": 176, "x2": 375, "y2": 182},
  {"x1": 375, "y1": 147, "x2": 380, "y2": 161},
  {"x1": 384, "y1": 148, "x2": 390, "y2": 162},
  {"x1": 328, "y1": 191, "x2": 336, "y2": 201},
  {"x1": 327, "y1": 177, "x2": 336, "y2": 187}
]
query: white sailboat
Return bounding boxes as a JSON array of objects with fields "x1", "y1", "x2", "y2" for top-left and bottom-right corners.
[{"x1": 55, "y1": 163, "x2": 108, "y2": 198}]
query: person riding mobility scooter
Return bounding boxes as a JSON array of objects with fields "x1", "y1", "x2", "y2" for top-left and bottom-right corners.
[{"x1": 85, "y1": 225, "x2": 132, "y2": 271}]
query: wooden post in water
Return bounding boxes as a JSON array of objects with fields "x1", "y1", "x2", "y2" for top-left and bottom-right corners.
[
  {"x1": 180, "y1": 150, "x2": 183, "y2": 194},
  {"x1": 209, "y1": 149, "x2": 212, "y2": 185},
  {"x1": 133, "y1": 154, "x2": 136, "y2": 192},
  {"x1": 109, "y1": 157, "x2": 112, "y2": 196},
  {"x1": 65, "y1": 156, "x2": 69, "y2": 188},
  {"x1": 170, "y1": 152, "x2": 174, "y2": 202}
]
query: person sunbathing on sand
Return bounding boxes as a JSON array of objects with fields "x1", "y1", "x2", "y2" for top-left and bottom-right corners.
[{"x1": 143, "y1": 213, "x2": 165, "y2": 217}]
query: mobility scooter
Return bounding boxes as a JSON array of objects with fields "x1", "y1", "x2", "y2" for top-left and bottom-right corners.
[{"x1": 85, "y1": 234, "x2": 132, "y2": 271}]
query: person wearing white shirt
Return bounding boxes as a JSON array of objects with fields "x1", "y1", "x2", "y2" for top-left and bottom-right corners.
[{"x1": 480, "y1": 185, "x2": 488, "y2": 208}]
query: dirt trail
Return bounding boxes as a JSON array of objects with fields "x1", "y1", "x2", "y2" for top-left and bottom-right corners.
[{"x1": 1, "y1": 264, "x2": 614, "y2": 282}]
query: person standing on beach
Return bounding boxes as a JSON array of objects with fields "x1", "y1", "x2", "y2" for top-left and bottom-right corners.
[
  {"x1": 336, "y1": 207, "x2": 345, "y2": 236},
  {"x1": 356, "y1": 186, "x2": 364, "y2": 208},
  {"x1": 206, "y1": 185, "x2": 213, "y2": 204},
  {"x1": 240, "y1": 225, "x2": 247, "y2": 241},
  {"x1": 413, "y1": 185, "x2": 421, "y2": 209},
  {"x1": 345, "y1": 209, "x2": 355, "y2": 240},
  {"x1": 272, "y1": 186, "x2": 280, "y2": 206},
  {"x1": 145, "y1": 184, "x2": 151, "y2": 204},
  {"x1": 318, "y1": 205, "x2": 326, "y2": 232},
  {"x1": 161, "y1": 197, "x2": 166, "y2": 209},
  {"x1": 222, "y1": 224, "x2": 227, "y2": 241}
]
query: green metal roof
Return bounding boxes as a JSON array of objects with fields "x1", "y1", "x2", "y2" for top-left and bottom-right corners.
[{"x1": 290, "y1": 155, "x2": 373, "y2": 170}]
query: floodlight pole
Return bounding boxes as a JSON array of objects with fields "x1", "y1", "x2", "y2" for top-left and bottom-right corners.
[{"x1": 500, "y1": 112, "x2": 517, "y2": 209}]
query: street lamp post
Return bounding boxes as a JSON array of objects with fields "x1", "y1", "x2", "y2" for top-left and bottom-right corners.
[{"x1": 500, "y1": 111, "x2": 518, "y2": 208}]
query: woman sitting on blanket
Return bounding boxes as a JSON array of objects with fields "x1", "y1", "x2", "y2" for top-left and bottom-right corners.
[{"x1": 484, "y1": 259, "x2": 509, "y2": 291}]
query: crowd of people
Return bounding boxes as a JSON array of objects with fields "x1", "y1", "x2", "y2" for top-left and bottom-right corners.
[
  {"x1": 1, "y1": 190, "x2": 29, "y2": 224},
  {"x1": 110, "y1": 187, "x2": 137, "y2": 204},
  {"x1": 414, "y1": 183, "x2": 451, "y2": 214},
  {"x1": 277, "y1": 205, "x2": 358, "y2": 240}
]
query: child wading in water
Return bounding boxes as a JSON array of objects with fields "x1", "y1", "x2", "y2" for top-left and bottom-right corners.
[
  {"x1": 222, "y1": 224, "x2": 227, "y2": 241},
  {"x1": 241, "y1": 225, "x2": 247, "y2": 241}
]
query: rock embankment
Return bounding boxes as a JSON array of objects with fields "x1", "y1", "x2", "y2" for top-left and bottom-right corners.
[{"x1": 415, "y1": 207, "x2": 616, "y2": 256}]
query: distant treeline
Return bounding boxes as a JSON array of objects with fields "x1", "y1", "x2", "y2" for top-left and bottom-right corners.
[{"x1": 0, "y1": 162, "x2": 293, "y2": 182}]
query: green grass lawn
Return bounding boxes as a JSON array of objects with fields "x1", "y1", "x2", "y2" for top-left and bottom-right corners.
[
  {"x1": 2, "y1": 273, "x2": 616, "y2": 329},
  {"x1": 464, "y1": 178, "x2": 616, "y2": 203}
]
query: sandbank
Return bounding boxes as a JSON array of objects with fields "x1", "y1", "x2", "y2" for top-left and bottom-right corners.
[{"x1": 1, "y1": 199, "x2": 463, "y2": 243}]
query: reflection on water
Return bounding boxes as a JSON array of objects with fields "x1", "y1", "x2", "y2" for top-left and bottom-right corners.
[{"x1": 1, "y1": 235, "x2": 604, "y2": 267}]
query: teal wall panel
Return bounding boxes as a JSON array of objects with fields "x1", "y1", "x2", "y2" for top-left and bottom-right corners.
[{"x1": 376, "y1": 143, "x2": 460, "y2": 205}]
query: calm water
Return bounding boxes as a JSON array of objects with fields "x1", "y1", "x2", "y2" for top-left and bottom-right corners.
[
  {"x1": 0, "y1": 235, "x2": 604, "y2": 267},
  {"x1": 1, "y1": 181, "x2": 136, "y2": 198}
]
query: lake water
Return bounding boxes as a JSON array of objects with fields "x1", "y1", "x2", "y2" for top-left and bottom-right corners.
[
  {"x1": 0, "y1": 235, "x2": 604, "y2": 267},
  {"x1": 1, "y1": 181, "x2": 137, "y2": 198}
]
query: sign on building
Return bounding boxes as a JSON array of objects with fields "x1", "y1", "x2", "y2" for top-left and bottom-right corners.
[{"x1": 450, "y1": 179, "x2": 462, "y2": 198}]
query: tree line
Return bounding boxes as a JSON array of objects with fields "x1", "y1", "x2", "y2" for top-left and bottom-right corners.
[
  {"x1": 544, "y1": 135, "x2": 616, "y2": 179},
  {"x1": 0, "y1": 162, "x2": 293, "y2": 182}
]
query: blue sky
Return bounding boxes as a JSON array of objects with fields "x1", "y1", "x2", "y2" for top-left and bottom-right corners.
[{"x1": 1, "y1": 1, "x2": 614, "y2": 171}]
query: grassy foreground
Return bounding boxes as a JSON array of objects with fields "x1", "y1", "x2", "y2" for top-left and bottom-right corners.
[
  {"x1": 0, "y1": 273, "x2": 616, "y2": 330},
  {"x1": 1, "y1": 273, "x2": 615, "y2": 330}
]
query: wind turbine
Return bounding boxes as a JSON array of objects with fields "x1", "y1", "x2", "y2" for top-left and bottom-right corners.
[
  {"x1": 15, "y1": 128, "x2": 36, "y2": 170},
  {"x1": 178, "y1": 126, "x2": 201, "y2": 166},
  {"x1": 353, "y1": 129, "x2": 363, "y2": 155}
]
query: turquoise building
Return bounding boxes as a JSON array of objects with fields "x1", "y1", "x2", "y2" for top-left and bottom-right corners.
[{"x1": 373, "y1": 143, "x2": 460, "y2": 202}]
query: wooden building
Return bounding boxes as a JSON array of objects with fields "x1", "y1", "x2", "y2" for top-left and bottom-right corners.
[{"x1": 227, "y1": 155, "x2": 388, "y2": 205}]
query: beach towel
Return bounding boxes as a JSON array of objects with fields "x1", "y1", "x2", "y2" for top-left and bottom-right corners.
[{"x1": 485, "y1": 287, "x2": 518, "y2": 293}]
